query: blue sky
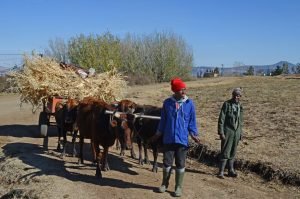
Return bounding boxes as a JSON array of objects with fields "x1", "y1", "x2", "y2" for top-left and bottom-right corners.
[{"x1": 0, "y1": 0, "x2": 299, "y2": 68}]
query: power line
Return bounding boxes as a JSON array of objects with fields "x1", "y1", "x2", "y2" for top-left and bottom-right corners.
[{"x1": 0, "y1": 54, "x2": 24, "y2": 56}]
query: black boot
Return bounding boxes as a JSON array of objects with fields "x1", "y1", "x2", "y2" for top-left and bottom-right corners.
[
  {"x1": 158, "y1": 166, "x2": 172, "y2": 193},
  {"x1": 228, "y1": 159, "x2": 238, "y2": 177},
  {"x1": 217, "y1": 159, "x2": 227, "y2": 179}
]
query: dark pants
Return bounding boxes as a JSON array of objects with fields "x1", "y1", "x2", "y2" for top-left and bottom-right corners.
[
  {"x1": 163, "y1": 144, "x2": 188, "y2": 169},
  {"x1": 220, "y1": 130, "x2": 240, "y2": 160}
]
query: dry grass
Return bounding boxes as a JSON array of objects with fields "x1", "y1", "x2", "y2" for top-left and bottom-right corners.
[
  {"x1": 6, "y1": 55, "x2": 127, "y2": 112},
  {"x1": 187, "y1": 76, "x2": 300, "y2": 174}
]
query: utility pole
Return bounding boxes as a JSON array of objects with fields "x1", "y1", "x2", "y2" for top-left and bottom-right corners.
[{"x1": 221, "y1": 64, "x2": 224, "y2": 76}]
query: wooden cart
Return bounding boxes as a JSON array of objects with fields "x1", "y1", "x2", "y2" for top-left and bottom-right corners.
[{"x1": 39, "y1": 96, "x2": 64, "y2": 137}]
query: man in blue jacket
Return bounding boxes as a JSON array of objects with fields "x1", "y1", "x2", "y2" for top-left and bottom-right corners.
[{"x1": 152, "y1": 77, "x2": 200, "y2": 197}]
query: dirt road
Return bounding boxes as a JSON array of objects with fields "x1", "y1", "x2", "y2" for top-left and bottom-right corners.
[{"x1": 0, "y1": 93, "x2": 299, "y2": 199}]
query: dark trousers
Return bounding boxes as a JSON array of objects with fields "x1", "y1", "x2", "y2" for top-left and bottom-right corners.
[
  {"x1": 163, "y1": 144, "x2": 188, "y2": 169},
  {"x1": 220, "y1": 130, "x2": 240, "y2": 160}
]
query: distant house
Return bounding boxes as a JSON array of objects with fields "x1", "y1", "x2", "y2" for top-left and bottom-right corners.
[{"x1": 203, "y1": 69, "x2": 219, "y2": 78}]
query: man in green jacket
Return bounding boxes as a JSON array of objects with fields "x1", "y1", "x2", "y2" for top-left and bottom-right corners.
[{"x1": 217, "y1": 88, "x2": 243, "y2": 179}]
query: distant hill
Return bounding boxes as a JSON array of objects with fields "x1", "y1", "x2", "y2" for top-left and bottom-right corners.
[{"x1": 192, "y1": 61, "x2": 297, "y2": 77}]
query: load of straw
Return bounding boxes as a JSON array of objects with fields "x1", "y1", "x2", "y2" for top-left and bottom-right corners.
[{"x1": 7, "y1": 55, "x2": 128, "y2": 112}]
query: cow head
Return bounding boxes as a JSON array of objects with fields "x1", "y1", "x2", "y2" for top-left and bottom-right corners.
[
  {"x1": 118, "y1": 99, "x2": 137, "y2": 114},
  {"x1": 113, "y1": 100, "x2": 138, "y2": 150},
  {"x1": 64, "y1": 98, "x2": 78, "y2": 124}
]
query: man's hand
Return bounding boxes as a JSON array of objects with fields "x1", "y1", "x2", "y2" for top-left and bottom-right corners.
[
  {"x1": 219, "y1": 133, "x2": 226, "y2": 141},
  {"x1": 191, "y1": 134, "x2": 201, "y2": 144}
]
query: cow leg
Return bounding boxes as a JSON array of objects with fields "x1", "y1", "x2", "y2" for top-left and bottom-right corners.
[
  {"x1": 137, "y1": 136, "x2": 144, "y2": 165},
  {"x1": 71, "y1": 130, "x2": 78, "y2": 157},
  {"x1": 91, "y1": 142, "x2": 97, "y2": 164},
  {"x1": 143, "y1": 142, "x2": 150, "y2": 164},
  {"x1": 60, "y1": 129, "x2": 68, "y2": 158},
  {"x1": 118, "y1": 133, "x2": 125, "y2": 156},
  {"x1": 57, "y1": 126, "x2": 62, "y2": 150},
  {"x1": 152, "y1": 145, "x2": 158, "y2": 173},
  {"x1": 94, "y1": 141, "x2": 102, "y2": 178},
  {"x1": 130, "y1": 147, "x2": 137, "y2": 159},
  {"x1": 78, "y1": 137, "x2": 84, "y2": 165},
  {"x1": 119, "y1": 142, "x2": 125, "y2": 156},
  {"x1": 120, "y1": 127, "x2": 136, "y2": 159},
  {"x1": 101, "y1": 147, "x2": 110, "y2": 171},
  {"x1": 115, "y1": 139, "x2": 120, "y2": 150}
]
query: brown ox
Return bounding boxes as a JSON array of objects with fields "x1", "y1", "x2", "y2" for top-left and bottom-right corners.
[{"x1": 76, "y1": 97, "x2": 132, "y2": 178}]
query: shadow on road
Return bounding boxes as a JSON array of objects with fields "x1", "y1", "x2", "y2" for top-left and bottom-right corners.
[
  {"x1": 1, "y1": 142, "x2": 155, "y2": 190},
  {"x1": 0, "y1": 124, "x2": 57, "y2": 138}
]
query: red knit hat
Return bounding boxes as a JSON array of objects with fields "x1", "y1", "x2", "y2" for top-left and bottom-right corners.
[{"x1": 171, "y1": 77, "x2": 186, "y2": 92}]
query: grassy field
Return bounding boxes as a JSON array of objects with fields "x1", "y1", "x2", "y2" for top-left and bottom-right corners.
[{"x1": 127, "y1": 76, "x2": 300, "y2": 175}]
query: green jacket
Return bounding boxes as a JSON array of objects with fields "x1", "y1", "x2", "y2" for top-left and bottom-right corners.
[{"x1": 218, "y1": 99, "x2": 243, "y2": 136}]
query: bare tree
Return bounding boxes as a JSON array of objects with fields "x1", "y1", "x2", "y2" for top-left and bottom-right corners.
[{"x1": 44, "y1": 37, "x2": 69, "y2": 63}]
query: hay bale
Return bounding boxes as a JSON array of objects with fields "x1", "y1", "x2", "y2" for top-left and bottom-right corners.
[{"x1": 7, "y1": 55, "x2": 128, "y2": 112}]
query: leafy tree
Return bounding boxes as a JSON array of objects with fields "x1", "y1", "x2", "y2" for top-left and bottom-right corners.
[
  {"x1": 68, "y1": 32, "x2": 122, "y2": 72},
  {"x1": 45, "y1": 31, "x2": 193, "y2": 84},
  {"x1": 291, "y1": 66, "x2": 296, "y2": 74},
  {"x1": 120, "y1": 31, "x2": 193, "y2": 83},
  {"x1": 296, "y1": 63, "x2": 300, "y2": 74},
  {"x1": 214, "y1": 67, "x2": 219, "y2": 74},
  {"x1": 272, "y1": 66, "x2": 283, "y2": 76},
  {"x1": 282, "y1": 63, "x2": 289, "y2": 74},
  {"x1": 245, "y1": 66, "x2": 254, "y2": 76}
]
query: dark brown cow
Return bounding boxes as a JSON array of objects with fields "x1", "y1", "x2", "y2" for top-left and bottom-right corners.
[
  {"x1": 54, "y1": 98, "x2": 79, "y2": 157},
  {"x1": 76, "y1": 97, "x2": 123, "y2": 178},
  {"x1": 133, "y1": 105, "x2": 162, "y2": 172}
]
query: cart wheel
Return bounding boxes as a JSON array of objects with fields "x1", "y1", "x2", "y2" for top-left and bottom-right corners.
[
  {"x1": 40, "y1": 124, "x2": 48, "y2": 137},
  {"x1": 39, "y1": 112, "x2": 49, "y2": 136}
]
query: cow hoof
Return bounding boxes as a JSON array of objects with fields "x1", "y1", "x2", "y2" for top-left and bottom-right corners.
[
  {"x1": 96, "y1": 170, "x2": 102, "y2": 178},
  {"x1": 131, "y1": 154, "x2": 137, "y2": 159},
  {"x1": 152, "y1": 167, "x2": 158, "y2": 173},
  {"x1": 72, "y1": 150, "x2": 77, "y2": 157},
  {"x1": 102, "y1": 167, "x2": 110, "y2": 171},
  {"x1": 59, "y1": 153, "x2": 65, "y2": 159},
  {"x1": 139, "y1": 159, "x2": 144, "y2": 165},
  {"x1": 101, "y1": 165, "x2": 106, "y2": 171},
  {"x1": 144, "y1": 159, "x2": 150, "y2": 165},
  {"x1": 78, "y1": 159, "x2": 84, "y2": 165}
]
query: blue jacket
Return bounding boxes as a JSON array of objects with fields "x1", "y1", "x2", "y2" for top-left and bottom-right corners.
[{"x1": 157, "y1": 96, "x2": 199, "y2": 147}]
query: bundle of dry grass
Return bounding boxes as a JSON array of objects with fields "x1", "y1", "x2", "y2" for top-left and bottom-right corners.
[{"x1": 7, "y1": 55, "x2": 128, "y2": 112}]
